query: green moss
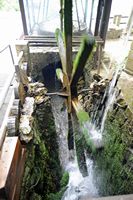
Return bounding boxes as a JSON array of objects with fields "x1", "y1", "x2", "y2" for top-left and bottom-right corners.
[
  {"x1": 60, "y1": 172, "x2": 69, "y2": 187},
  {"x1": 20, "y1": 101, "x2": 63, "y2": 200},
  {"x1": 46, "y1": 172, "x2": 69, "y2": 200},
  {"x1": 94, "y1": 115, "x2": 133, "y2": 196}
]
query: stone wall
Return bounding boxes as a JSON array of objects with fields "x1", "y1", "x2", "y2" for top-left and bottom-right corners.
[
  {"x1": 125, "y1": 41, "x2": 133, "y2": 75},
  {"x1": 107, "y1": 25, "x2": 123, "y2": 39},
  {"x1": 94, "y1": 97, "x2": 133, "y2": 196},
  {"x1": 20, "y1": 83, "x2": 69, "y2": 200}
]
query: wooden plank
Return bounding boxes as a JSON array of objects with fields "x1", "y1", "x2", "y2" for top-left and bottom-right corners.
[
  {"x1": 12, "y1": 148, "x2": 26, "y2": 200},
  {"x1": 5, "y1": 138, "x2": 22, "y2": 200},
  {"x1": 0, "y1": 137, "x2": 19, "y2": 196},
  {"x1": 24, "y1": 35, "x2": 103, "y2": 44},
  {"x1": 71, "y1": 36, "x2": 95, "y2": 93},
  {"x1": 0, "y1": 137, "x2": 26, "y2": 200}
]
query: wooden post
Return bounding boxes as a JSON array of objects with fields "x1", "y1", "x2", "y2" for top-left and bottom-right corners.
[
  {"x1": 64, "y1": 0, "x2": 73, "y2": 80},
  {"x1": 63, "y1": 0, "x2": 73, "y2": 113}
]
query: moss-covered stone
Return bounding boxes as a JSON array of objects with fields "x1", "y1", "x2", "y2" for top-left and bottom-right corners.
[
  {"x1": 46, "y1": 172, "x2": 69, "y2": 200},
  {"x1": 93, "y1": 111, "x2": 133, "y2": 196},
  {"x1": 20, "y1": 99, "x2": 64, "y2": 199}
]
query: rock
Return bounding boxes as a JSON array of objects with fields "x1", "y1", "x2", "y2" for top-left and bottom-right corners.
[
  {"x1": 29, "y1": 82, "x2": 47, "y2": 95},
  {"x1": 35, "y1": 96, "x2": 49, "y2": 105},
  {"x1": 19, "y1": 97, "x2": 34, "y2": 143},
  {"x1": 116, "y1": 98, "x2": 127, "y2": 109},
  {"x1": 78, "y1": 95, "x2": 83, "y2": 101},
  {"x1": 21, "y1": 97, "x2": 34, "y2": 115},
  {"x1": 84, "y1": 100, "x2": 91, "y2": 109},
  {"x1": 93, "y1": 74, "x2": 102, "y2": 82}
]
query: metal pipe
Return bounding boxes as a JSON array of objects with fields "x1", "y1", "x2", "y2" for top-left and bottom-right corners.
[
  {"x1": 19, "y1": 0, "x2": 28, "y2": 35},
  {"x1": 84, "y1": 0, "x2": 88, "y2": 23},
  {"x1": 89, "y1": 0, "x2": 95, "y2": 32},
  {"x1": 94, "y1": 0, "x2": 104, "y2": 36}
]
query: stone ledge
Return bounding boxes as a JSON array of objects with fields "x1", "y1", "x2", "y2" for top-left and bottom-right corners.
[
  {"x1": 81, "y1": 194, "x2": 133, "y2": 200},
  {"x1": 124, "y1": 68, "x2": 133, "y2": 76}
]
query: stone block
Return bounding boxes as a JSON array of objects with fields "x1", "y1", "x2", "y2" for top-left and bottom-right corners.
[
  {"x1": 126, "y1": 58, "x2": 133, "y2": 72},
  {"x1": 131, "y1": 41, "x2": 133, "y2": 50},
  {"x1": 127, "y1": 50, "x2": 133, "y2": 60}
]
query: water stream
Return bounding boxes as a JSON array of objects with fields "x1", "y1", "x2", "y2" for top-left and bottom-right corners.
[
  {"x1": 100, "y1": 66, "x2": 122, "y2": 133},
  {"x1": 62, "y1": 157, "x2": 98, "y2": 200}
]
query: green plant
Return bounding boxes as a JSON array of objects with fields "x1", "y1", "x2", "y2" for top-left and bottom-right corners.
[{"x1": 94, "y1": 116, "x2": 133, "y2": 196}]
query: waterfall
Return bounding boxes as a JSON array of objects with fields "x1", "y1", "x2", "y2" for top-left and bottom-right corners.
[
  {"x1": 99, "y1": 63, "x2": 124, "y2": 134},
  {"x1": 89, "y1": 61, "x2": 124, "y2": 140},
  {"x1": 100, "y1": 67, "x2": 121, "y2": 133},
  {"x1": 81, "y1": 64, "x2": 124, "y2": 160}
]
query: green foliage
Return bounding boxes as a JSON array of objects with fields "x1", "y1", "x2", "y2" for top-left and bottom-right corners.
[
  {"x1": 0, "y1": 0, "x2": 19, "y2": 11},
  {"x1": 60, "y1": 172, "x2": 69, "y2": 187},
  {"x1": 46, "y1": 172, "x2": 69, "y2": 200},
  {"x1": 46, "y1": 187, "x2": 66, "y2": 200},
  {"x1": 94, "y1": 117, "x2": 133, "y2": 196},
  {"x1": 0, "y1": 0, "x2": 4, "y2": 9}
]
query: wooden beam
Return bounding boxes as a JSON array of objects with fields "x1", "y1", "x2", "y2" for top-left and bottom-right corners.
[
  {"x1": 64, "y1": 0, "x2": 73, "y2": 80},
  {"x1": 71, "y1": 35, "x2": 95, "y2": 94},
  {"x1": 55, "y1": 29, "x2": 67, "y2": 75}
]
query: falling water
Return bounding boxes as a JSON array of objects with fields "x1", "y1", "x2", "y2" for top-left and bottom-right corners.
[
  {"x1": 82, "y1": 64, "x2": 124, "y2": 157},
  {"x1": 62, "y1": 156, "x2": 98, "y2": 200},
  {"x1": 100, "y1": 64, "x2": 123, "y2": 133}
]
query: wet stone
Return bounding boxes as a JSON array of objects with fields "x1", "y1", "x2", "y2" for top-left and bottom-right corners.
[{"x1": 19, "y1": 82, "x2": 50, "y2": 143}]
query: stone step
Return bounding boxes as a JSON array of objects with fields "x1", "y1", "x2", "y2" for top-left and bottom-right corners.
[
  {"x1": 0, "y1": 137, "x2": 26, "y2": 200},
  {"x1": 81, "y1": 194, "x2": 133, "y2": 200}
]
